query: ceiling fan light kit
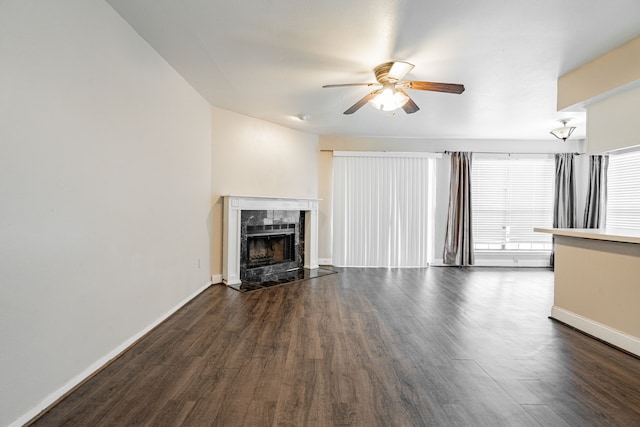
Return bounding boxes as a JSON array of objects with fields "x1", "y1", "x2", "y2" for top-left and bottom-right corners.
[
  {"x1": 323, "y1": 61, "x2": 465, "y2": 115},
  {"x1": 368, "y1": 84, "x2": 410, "y2": 111},
  {"x1": 550, "y1": 119, "x2": 576, "y2": 141}
]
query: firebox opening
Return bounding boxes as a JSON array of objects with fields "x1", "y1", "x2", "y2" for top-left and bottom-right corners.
[
  {"x1": 247, "y1": 232, "x2": 295, "y2": 268},
  {"x1": 240, "y1": 211, "x2": 304, "y2": 283}
]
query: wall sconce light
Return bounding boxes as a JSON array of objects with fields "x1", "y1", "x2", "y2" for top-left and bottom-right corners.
[{"x1": 550, "y1": 119, "x2": 576, "y2": 141}]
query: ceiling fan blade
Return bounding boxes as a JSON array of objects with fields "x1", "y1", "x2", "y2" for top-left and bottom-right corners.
[
  {"x1": 401, "y1": 97, "x2": 420, "y2": 114},
  {"x1": 388, "y1": 61, "x2": 415, "y2": 81},
  {"x1": 396, "y1": 88, "x2": 420, "y2": 114},
  {"x1": 343, "y1": 91, "x2": 377, "y2": 114},
  {"x1": 322, "y1": 83, "x2": 379, "y2": 88},
  {"x1": 402, "y1": 81, "x2": 465, "y2": 94},
  {"x1": 374, "y1": 61, "x2": 415, "y2": 83}
]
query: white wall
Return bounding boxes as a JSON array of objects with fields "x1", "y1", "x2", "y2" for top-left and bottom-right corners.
[
  {"x1": 210, "y1": 107, "x2": 319, "y2": 276},
  {"x1": 317, "y1": 151, "x2": 334, "y2": 264},
  {"x1": 587, "y1": 83, "x2": 640, "y2": 154},
  {"x1": 0, "y1": 2, "x2": 212, "y2": 425}
]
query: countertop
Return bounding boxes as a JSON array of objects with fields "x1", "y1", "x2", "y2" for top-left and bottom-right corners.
[{"x1": 534, "y1": 227, "x2": 640, "y2": 245}]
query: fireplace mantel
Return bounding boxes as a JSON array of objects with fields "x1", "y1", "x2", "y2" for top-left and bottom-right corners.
[{"x1": 222, "y1": 195, "x2": 320, "y2": 287}]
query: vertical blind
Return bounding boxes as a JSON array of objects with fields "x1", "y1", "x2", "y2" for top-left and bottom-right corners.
[
  {"x1": 472, "y1": 157, "x2": 554, "y2": 251},
  {"x1": 332, "y1": 153, "x2": 433, "y2": 267},
  {"x1": 606, "y1": 149, "x2": 640, "y2": 230}
]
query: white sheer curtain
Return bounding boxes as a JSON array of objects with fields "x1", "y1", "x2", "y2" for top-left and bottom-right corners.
[{"x1": 332, "y1": 152, "x2": 434, "y2": 267}]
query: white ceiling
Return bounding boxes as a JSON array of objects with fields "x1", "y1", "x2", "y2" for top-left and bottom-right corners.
[{"x1": 106, "y1": 0, "x2": 640, "y2": 140}]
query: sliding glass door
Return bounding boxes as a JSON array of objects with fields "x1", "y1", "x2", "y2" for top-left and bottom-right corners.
[{"x1": 332, "y1": 152, "x2": 435, "y2": 267}]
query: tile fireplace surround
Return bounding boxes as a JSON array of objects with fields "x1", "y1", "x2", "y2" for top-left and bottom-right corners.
[{"x1": 222, "y1": 195, "x2": 320, "y2": 290}]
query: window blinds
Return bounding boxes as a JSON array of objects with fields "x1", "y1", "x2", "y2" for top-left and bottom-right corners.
[
  {"x1": 472, "y1": 157, "x2": 554, "y2": 251},
  {"x1": 332, "y1": 153, "x2": 434, "y2": 267},
  {"x1": 606, "y1": 149, "x2": 640, "y2": 230}
]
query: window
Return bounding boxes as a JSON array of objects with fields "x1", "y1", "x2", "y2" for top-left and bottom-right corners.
[
  {"x1": 472, "y1": 156, "x2": 554, "y2": 252},
  {"x1": 606, "y1": 149, "x2": 640, "y2": 230}
]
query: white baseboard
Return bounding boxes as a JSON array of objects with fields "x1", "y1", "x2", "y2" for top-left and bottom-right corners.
[
  {"x1": 551, "y1": 306, "x2": 640, "y2": 357},
  {"x1": 429, "y1": 258, "x2": 550, "y2": 267},
  {"x1": 10, "y1": 280, "x2": 213, "y2": 427},
  {"x1": 211, "y1": 273, "x2": 223, "y2": 284},
  {"x1": 473, "y1": 259, "x2": 550, "y2": 267},
  {"x1": 318, "y1": 258, "x2": 333, "y2": 266}
]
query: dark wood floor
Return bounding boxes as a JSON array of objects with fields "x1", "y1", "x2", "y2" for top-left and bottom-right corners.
[{"x1": 32, "y1": 267, "x2": 640, "y2": 426}]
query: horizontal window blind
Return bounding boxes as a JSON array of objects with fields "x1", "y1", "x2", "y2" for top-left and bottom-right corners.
[
  {"x1": 472, "y1": 157, "x2": 554, "y2": 251},
  {"x1": 606, "y1": 149, "x2": 640, "y2": 230}
]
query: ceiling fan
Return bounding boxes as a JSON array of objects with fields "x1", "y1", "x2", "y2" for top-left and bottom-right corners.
[{"x1": 323, "y1": 61, "x2": 465, "y2": 115}]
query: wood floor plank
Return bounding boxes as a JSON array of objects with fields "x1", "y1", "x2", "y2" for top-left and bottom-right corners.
[
  {"x1": 175, "y1": 368, "x2": 237, "y2": 425},
  {"x1": 521, "y1": 404, "x2": 574, "y2": 427},
  {"x1": 30, "y1": 267, "x2": 640, "y2": 426}
]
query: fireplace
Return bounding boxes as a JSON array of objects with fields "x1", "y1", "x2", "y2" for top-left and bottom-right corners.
[
  {"x1": 246, "y1": 225, "x2": 295, "y2": 268},
  {"x1": 240, "y1": 210, "x2": 303, "y2": 282},
  {"x1": 222, "y1": 196, "x2": 320, "y2": 289}
]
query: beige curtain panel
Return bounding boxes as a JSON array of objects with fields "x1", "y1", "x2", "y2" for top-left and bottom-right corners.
[
  {"x1": 443, "y1": 152, "x2": 474, "y2": 266},
  {"x1": 583, "y1": 155, "x2": 609, "y2": 228},
  {"x1": 553, "y1": 153, "x2": 577, "y2": 228}
]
